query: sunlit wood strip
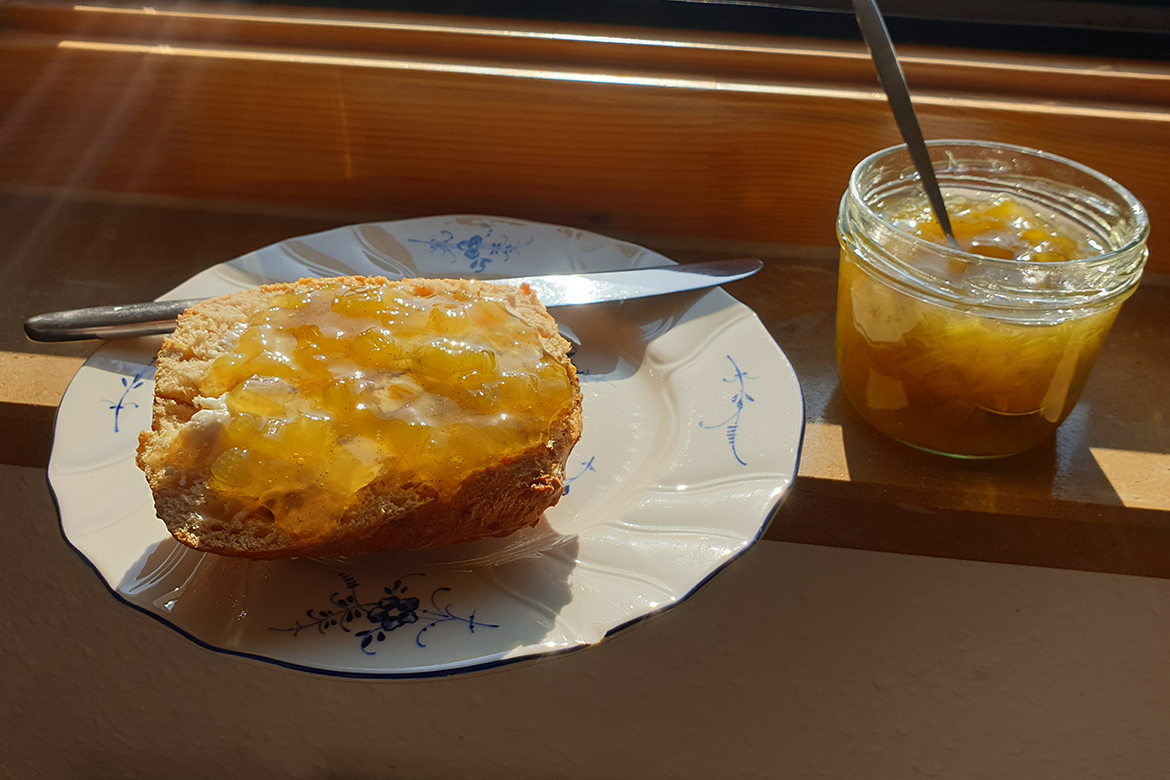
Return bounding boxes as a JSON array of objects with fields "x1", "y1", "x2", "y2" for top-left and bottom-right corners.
[
  {"x1": 1090, "y1": 448, "x2": 1170, "y2": 512},
  {"x1": 56, "y1": 3, "x2": 1170, "y2": 87},
  {"x1": 0, "y1": 350, "x2": 83, "y2": 469},
  {"x1": 53, "y1": 39, "x2": 1170, "y2": 123},
  {"x1": 53, "y1": 39, "x2": 891, "y2": 102},
  {"x1": 0, "y1": 350, "x2": 83, "y2": 407}
]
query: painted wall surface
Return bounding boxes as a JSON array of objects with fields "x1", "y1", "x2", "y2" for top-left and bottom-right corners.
[{"x1": 3, "y1": 462, "x2": 1169, "y2": 779}]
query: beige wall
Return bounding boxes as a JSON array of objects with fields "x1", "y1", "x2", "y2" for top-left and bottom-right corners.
[{"x1": 4, "y1": 462, "x2": 1169, "y2": 779}]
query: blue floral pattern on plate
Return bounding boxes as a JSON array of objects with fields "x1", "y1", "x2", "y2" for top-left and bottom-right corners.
[
  {"x1": 699, "y1": 355, "x2": 756, "y2": 466},
  {"x1": 274, "y1": 573, "x2": 498, "y2": 655},
  {"x1": 406, "y1": 225, "x2": 534, "y2": 273},
  {"x1": 103, "y1": 362, "x2": 153, "y2": 433},
  {"x1": 562, "y1": 456, "x2": 597, "y2": 496}
]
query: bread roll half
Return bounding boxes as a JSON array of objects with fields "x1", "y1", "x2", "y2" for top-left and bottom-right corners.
[{"x1": 137, "y1": 276, "x2": 582, "y2": 559}]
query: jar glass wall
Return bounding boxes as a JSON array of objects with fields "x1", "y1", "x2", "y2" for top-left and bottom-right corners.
[{"x1": 835, "y1": 140, "x2": 1149, "y2": 458}]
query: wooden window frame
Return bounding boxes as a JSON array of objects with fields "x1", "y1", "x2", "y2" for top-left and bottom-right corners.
[{"x1": 2, "y1": 0, "x2": 1167, "y2": 269}]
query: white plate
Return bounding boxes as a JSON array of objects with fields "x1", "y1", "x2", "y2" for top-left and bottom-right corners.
[{"x1": 49, "y1": 215, "x2": 804, "y2": 678}]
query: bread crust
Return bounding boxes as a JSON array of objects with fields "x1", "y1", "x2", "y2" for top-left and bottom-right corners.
[{"x1": 136, "y1": 275, "x2": 582, "y2": 559}]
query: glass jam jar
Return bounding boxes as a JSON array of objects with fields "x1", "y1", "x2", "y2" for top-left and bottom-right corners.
[{"x1": 836, "y1": 140, "x2": 1149, "y2": 458}]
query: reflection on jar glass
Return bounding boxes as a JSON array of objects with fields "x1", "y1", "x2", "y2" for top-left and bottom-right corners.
[{"x1": 836, "y1": 140, "x2": 1149, "y2": 458}]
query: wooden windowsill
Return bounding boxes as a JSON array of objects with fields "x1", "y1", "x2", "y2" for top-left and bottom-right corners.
[
  {"x1": 2, "y1": 189, "x2": 1167, "y2": 578},
  {"x1": 1, "y1": 4, "x2": 1167, "y2": 577}
]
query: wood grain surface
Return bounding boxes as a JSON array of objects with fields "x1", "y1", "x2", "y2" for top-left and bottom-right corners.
[
  {"x1": 1, "y1": 1, "x2": 1167, "y2": 269},
  {"x1": 2, "y1": 191, "x2": 1167, "y2": 576}
]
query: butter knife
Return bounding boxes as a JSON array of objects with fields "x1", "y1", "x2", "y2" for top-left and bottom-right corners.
[{"x1": 24, "y1": 257, "x2": 763, "y2": 342}]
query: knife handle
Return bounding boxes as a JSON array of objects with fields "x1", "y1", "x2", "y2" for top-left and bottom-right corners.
[{"x1": 23, "y1": 299, "x2": 204, "y2": 342}]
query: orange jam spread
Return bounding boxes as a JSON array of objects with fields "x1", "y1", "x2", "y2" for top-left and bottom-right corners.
[
  {"x1": 190, "y1": 282, "x2": 572, "y2": 536},
  {"x1": 837, "y1": 195, "x2": 1116, "y2": 457},
  {"x1": 885, "y1": 193, "x2": 1100, "y2": 262}
]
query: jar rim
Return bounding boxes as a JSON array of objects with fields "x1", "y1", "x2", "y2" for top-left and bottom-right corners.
[{"x1": 848, "y1": 139, "x2": 1150, "y2": 269}]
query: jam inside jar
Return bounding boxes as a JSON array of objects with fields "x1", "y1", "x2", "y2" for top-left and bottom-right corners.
[{"x1": 836, "y1": 141, "x2": 1149, "y2": 458}]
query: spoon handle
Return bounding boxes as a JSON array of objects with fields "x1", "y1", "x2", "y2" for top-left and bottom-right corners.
[{"x1": 851, "y1": 0, "x2": 961, "y2": 250}]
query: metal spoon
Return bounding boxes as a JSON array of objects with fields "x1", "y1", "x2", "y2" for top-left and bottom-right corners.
[{"x1": 851, "y1": 0, "x2": 961, "y2": 251}]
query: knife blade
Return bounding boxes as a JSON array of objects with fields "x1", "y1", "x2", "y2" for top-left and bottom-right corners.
[{"x1": 23, "y1": 257, "x2": 763, "y2": 342}]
